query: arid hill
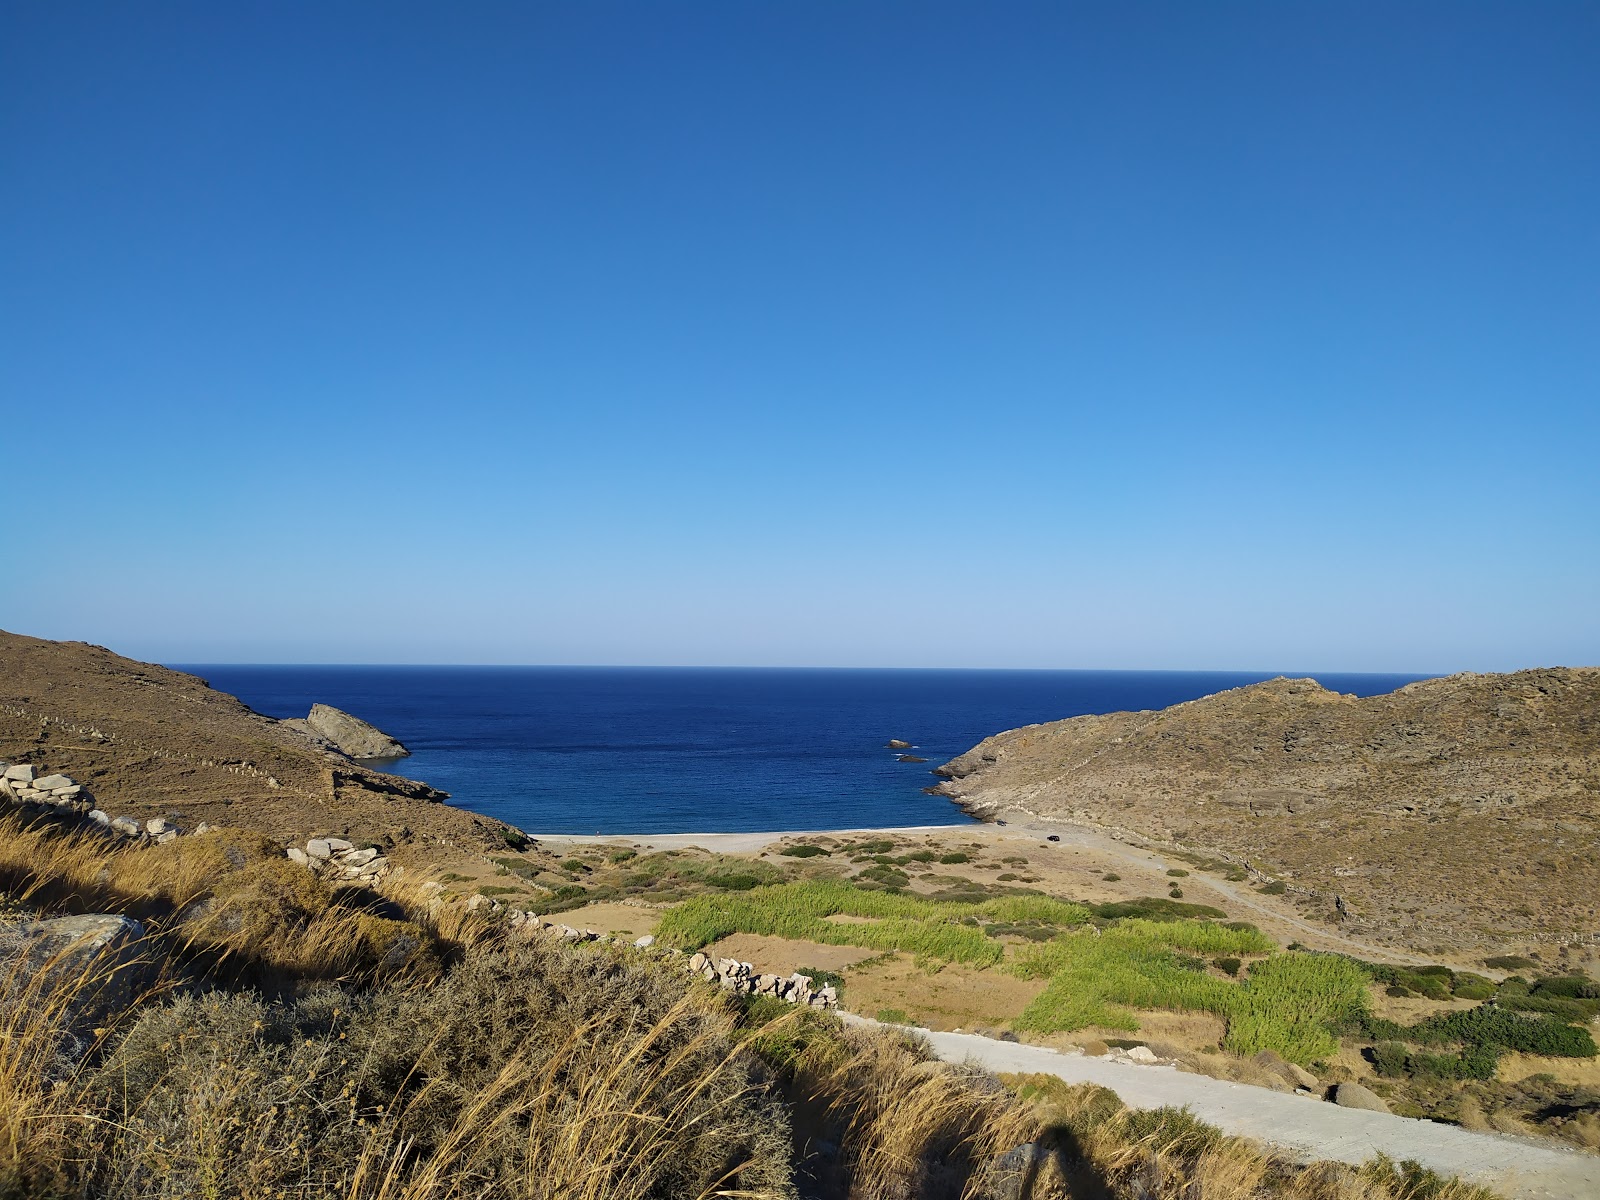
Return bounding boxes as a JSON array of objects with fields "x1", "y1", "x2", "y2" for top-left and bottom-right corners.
[
  {"x1": 0, "y1": 630, "x2": 521, "y2": 857},
  {"x1": 933, "y1": 669, "x2": 1600, "y2": 955}
]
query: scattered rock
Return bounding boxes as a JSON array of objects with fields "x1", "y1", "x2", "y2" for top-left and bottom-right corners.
[
  {"x1": 886, "y1": 739, "x2": 913, "y2": 750},
  {"x1": 306, "y1": 839, "x2": 332, "y2": 859},
  {"x1": 633, "y1": 934, "x2": 655, "y2": 948},
  {"x1": 1287, "y1": 1063, "x2": 1320, "y2": 1090},
  {"x1": 896, "y1": 754, "x2": 928, "y2": 763},
  {"x1": 4, "y1": 764, "x2": 37, "y2": 783},
  {"x1": 1332, "y1": 1082, "x2": 1391, "y2": 1113},
  {"x1": 34, "y1": 774, "x2": 73, "y2": 791}
]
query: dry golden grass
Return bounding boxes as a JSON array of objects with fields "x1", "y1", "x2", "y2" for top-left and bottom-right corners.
[
  {"x1": 0, "y1": 811, "x2": 1512, "y2": 1200},
  {"x1": 1005, "y1": 1075, "x2": 1504, "y2": 1200}
]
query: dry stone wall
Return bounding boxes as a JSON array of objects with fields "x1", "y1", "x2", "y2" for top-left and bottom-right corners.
[{"x1": 1, "y1": 758, "x2": 207, "y2": 844}]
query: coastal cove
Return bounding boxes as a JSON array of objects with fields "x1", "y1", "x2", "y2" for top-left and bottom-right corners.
[{"x1": 179, "y1": 666, "x2": 1424, "y2": 834}]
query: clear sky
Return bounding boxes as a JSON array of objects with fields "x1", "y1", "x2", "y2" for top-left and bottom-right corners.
[{"x1": 2, "y1": 2, "x2": 1595, "y2": 671}]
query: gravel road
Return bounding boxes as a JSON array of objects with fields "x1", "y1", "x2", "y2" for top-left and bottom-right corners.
[{"x1": 843, "y1": 1018, "x2": 1599, "y2": 1200}]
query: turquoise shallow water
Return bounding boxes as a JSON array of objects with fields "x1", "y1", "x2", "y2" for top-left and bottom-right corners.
[{"x1": 175, "y1": 666, "x2": 1425, "y2": 835}]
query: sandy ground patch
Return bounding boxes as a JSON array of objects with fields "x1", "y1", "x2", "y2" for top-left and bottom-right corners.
[
  {"x1": 1498, "y1": 1050, "x2": 1600, "y2": 1087},
  {"x1": 844, "y1": 955, "x2": 1046, "y2": 1031},
  {"x1": 1368, "y1": 988, "x2": 1477, "y2": 1024},
  {"x1": 706, "y1": 934, "x2": 880, "y2": 975},
  {"x1": 564, "y1": 902, "x2": 662, "y2": 941}
]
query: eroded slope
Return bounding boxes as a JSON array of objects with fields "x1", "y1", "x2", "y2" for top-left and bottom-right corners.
[{"x1": 932, "y1": 670, "x2": 1600, "y2": 953}]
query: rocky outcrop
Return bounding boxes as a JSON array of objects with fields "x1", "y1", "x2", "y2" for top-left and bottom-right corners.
[
  {"x1": 0, "y1": 913, "x2": 149, "y2": 1054},
  {"x1": 304, "y1": 704, "x2": 409, "y2": 760},
  {"x1": 284, "y1": 836, "x2": 397, "y2": 886},
  {"x1": 931, "y1": 668, "x2": 1600, "y2": 952}
]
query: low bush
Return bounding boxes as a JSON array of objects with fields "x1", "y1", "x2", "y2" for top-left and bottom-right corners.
[
  {"x1": 938, "y1": 852, "x2": 971, "y2": 864},
  {"x1": 1257, "y1": 881, "x2": 1287, "y2": 895},
  {"x1": 1484, "y1": 954, "x2": 1538, "y2": 971},
  {"x1": 779, "y1": 844, "x2": 829, "y2": 858},
  {"x1": 1090, "y1": 897, "x2": 1226, "y2": 921}
]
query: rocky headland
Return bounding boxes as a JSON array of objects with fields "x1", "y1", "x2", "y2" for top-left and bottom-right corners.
[
  {"x1": 932, "y1": 669, "x2": 1600, "y2": 955},
  {"x1": 0, "y1": 629, "x2": 525, "y2": 863}
]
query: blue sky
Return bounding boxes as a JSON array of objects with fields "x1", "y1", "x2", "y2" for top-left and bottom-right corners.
[{"x1": 2, "y1": 2, "x2": 1596, "y2": 670}]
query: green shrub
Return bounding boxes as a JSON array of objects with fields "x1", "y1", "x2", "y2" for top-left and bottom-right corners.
[
  {"x1": 1258, "y1": 881, "x2": 1287, "y2": 895},
  {"x1": 876, "y1": 1007, "x2": 910, "y2": 1024},
  {"x1": 1415, "y1": 1005, "x2": 1598, "y2": 1058},
  {"x1": 1214, "y1": 957, "x2": 1242, "y2": 977},
  {"x1": 498, "y1": 827, "x2": 530, "y2": 851},
  {"x1": 1484, "y1": 954, "x2": 1538, "y2": 971},
  {"x1": 938, "y1": 852, "x2": 971, "y2": 864},
  {"x1": 1371, "y1": 1041, "x2": 1410, "y2": 1077},
  {"x1": 560, "y1": 858, "x2": 590, "y2": 873},
  {"x1": 1451, "y1": 973, "x2": 1496, "y2": 1001},
  {"x1": 1091, "y1": 897, "x2": 1226, "y2": 921},
  {"x1": 842, "y1": 839, "x2": 896, "y2": 855},
  {"x1": 858, "y1": 864, "x2": 912, "y2": 889},
  {"x1": 779, "y1": 844, "x2": 829, "y2": 858},
  {"x1": 702, "y1": 870, "x2": 764, "y2": 891},
  {"x1": 608, "y1": 848, "x2": 638, "y2": 863},
  {"x1": 1102, "y1": 873, "x2": 1121, "y2": 882},
  {"x1": 1166, "y1": 869, "x2": 1189, "y2": 878},
  {"x1": 1168, "y1": 888, "x2": 1184, "y2": 899}
]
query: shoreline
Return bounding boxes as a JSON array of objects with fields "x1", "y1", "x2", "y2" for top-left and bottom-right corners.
[{"x1": 527, "y1": 823, "x2": 973, "y2": 855}]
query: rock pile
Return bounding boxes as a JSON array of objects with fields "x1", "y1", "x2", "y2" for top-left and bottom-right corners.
[
  {"x1": 284, "y1": 838, "x2": 396, "y2": 885},
  {"x1": 2, "y1": 762, "x2": 91, "y2": 811},
  {"x1": 685, "y1": 951, "x2": 839, "y2": 1008}
]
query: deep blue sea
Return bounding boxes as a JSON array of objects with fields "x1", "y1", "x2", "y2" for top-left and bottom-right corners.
[{"x1": 172, "y1": 667, "x2": 1426, "y2": 835}]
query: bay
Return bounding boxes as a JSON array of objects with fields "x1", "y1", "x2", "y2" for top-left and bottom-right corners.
[{"x1": 176, "y1": 666, "x2": 1425, "y2": 834}]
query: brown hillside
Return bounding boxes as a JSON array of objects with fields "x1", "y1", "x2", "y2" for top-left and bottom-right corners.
[
  {"x1": 0, "y1": 630, "x2": 519, "y2": 856},
  {"x1": 933, "y1": 669, "x2": 1600, "y2": 954}
]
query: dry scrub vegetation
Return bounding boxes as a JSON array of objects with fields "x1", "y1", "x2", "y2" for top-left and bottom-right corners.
[{"x1": 0, "y1": 813, "x2": 1500, "y2": 1200}]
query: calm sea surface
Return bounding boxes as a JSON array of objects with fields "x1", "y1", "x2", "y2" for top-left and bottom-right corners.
[{"x1": 172, "y1": 667, "x2": 1425, "y2": 835}]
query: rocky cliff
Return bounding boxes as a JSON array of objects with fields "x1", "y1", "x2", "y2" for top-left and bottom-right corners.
[{"x1": 933, "y1": 669, "x2": 1600, "y2": 953}]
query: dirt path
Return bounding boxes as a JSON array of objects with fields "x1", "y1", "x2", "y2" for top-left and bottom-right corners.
[
  {"x1": 844, "y1": 1017, "x2": 1599, "y2": 1200},
  {"x1": 991, "y1": 812, "x2": 1446, "y2": 969}
]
